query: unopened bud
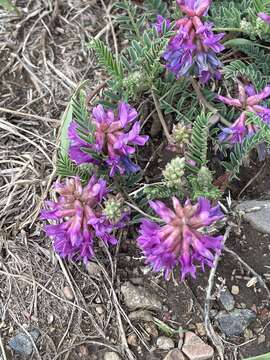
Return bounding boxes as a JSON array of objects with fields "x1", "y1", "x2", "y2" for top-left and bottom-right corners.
[
  {"x1": 103, "y1": 195, "x2": 123, "y2": 223},
  {"x1": 172, "y1": 123, "x2": 191, "y2": 146},
  {"x1": 163, "y1": 157, "x2": 185, "y2": 188}
]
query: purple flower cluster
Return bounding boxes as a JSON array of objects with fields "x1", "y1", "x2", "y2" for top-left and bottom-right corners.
[
  {"x1": 163, "y1": 0, "x2": 224, "y2": 82},
  {"x1": 217, "y1": 82, "x2": 270, "y2": 146},
  {"x1": 68, "y1": 102, "x2": 149, "y2": 176},
  {"x1": 258, "y1": 12, "x2": 270, "y2": 25},
  {"x1": 137, "y1": 197, "x2": 224, "y2": 280},
  {"x1": 40, "y1": 176, "x2": 127, "y2": 263}
]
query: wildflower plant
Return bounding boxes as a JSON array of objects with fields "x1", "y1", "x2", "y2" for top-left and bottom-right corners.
[{"x1": 41, "y1": 0, "x2": 270, "y2": 281}]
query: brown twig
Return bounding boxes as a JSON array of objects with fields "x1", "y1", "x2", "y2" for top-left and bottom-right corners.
[
  {"x1": 224, "y1": 246, "x2": 270, "y2": 298},
  {"x1": 0, "y1": 107, "x2": 59, "y2": 123},
  {"x1": 204, "y1": 226, "x2": 232, "y2": 360},
  {"x1": 86, "y1": 81, "x2": 107, "y2": 104},
  {"x1": 190, "y1": 77, "x2": 231, "y2": 127},
  {"x1": 151, "y1": 89, "x2": 174, "y2": 144},
  {"x1": 237, "y1": 164, "x2": 265, "y2": 199}
]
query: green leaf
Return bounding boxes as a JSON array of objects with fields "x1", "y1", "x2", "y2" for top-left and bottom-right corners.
[
  {"x1": 244, "y1": 353, "x2": 270, "y2": 360},
  {"x1": 0, "y1": 0, "x2": 20, "y2": 14},
  {"x1": 224, "y1": 38, "x2": 269, "y2": 50},
  {"x1": 88, "y1": 39, "x2": 124, "y2": 80},
  {"x1": 60, "y1": 100, "x2": 73, "y2": 157},
  {"x1": 59, "y1": 81, "x2": 88, "y2": 157}
]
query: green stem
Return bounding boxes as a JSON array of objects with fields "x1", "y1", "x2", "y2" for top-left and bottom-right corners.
[
  {"x1": 213, "y1": 27, "x2": 243, "y2": 32},
  {"x1": 124, "y1": 201, "x2": 163, "y2": 223},
  {"x1": 128, "y1": 182, "x2": 165, "y2": 197}
]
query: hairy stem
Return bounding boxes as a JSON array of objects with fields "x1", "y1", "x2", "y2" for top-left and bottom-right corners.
[
  {"x1": 190, "y1": 77, "x2": 231, "y2": 127},
  {"x1": 151, "y1": 89, "x2": 174, "y2": 144},
  {"x1": 214, "y1": 27, "x2": 242, "y2": 32}
]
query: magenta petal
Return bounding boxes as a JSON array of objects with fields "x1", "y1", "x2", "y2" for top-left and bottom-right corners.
[
  {"x1": 258, "y1": 12, "x2": 270, "y2": 25},
  {"x1": 216, "y1": 94, "x2": 242, "y2": 107},
  {"x1": 149, "y1": 200, "x2": 175, "y2": 222},
  {"x1": 92, "y1": 104, "x2": 107, "y2": 123},
  {"x1": 247, "y1": 85, "x2": 270, "y2": 105}
]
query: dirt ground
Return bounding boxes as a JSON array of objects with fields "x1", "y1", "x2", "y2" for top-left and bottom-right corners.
[{"x1": 1, "y1": 1, "x2": 270, "y2": 359}]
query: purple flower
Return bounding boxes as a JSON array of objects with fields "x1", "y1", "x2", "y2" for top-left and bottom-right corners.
[
  {"x1": 177, "y1": 0, "x2": 212, "y2": 17},
  {"x1": 68, "y1": 102, "x2": 149, "y2": 176},
  {"x1": 137, "y1": 197, "x2": 224, "y2": 280},
  {"x1": 40, "y1": 176, "x2": 127, "y2": 263},
  {"x1": 163, "y1": 15, "x2": 224, "y2": 82},
  {"x1": 258, "y1": 12, "x2": 270, "y2": 25},
  {"x1": 218, "y1": 112, "x2": 248, "y2": 144},
  {"x1": 153, "y1": 15, "x2": 171, "y2": 34},
  {"x1": 217, "y1": 82, "x2": 270, "y2": 145}
]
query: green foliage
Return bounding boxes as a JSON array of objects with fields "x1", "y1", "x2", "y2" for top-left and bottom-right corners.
[
  {"x1": 210, "y1": 0, "x2": 270, "y2": 39},
  {"x1": 0, "y1": 0, "x2": 19, "y2": 14},
  {"x1": 244, "y1": 352, "x2": 270, "y2": 360},
  {"x1": 189, "y1": 167, "x2": 222, "y2": 200},
  {"x1": 143, "y1": 183, "x2": 184, "y2": 200},
  {"x1": 88, "y1": 39, "x2": 124, "y2": 80},
  {"x1": 143, "y1": 0, "x2": 168, "y2": 19},
  {"x1": 221, "y1": 129, "x2": 268, "y2": 177},
  {"x1": 186, "y1": 113, "x2": 210, "y2": 173},
  {"x1": 228, "y1": 42, "x2": 270, "y2": 77},
  {"x1": 59, "y1": 82, "x2": 90, "y2": 157},
  {"x1": 114, "y1": 0, "x2": 144, "y2": 40},
  {"x1": 57, "y1": 155, "x2": 93, "y2": 183},
  {"x1": 91, "y1": 25, "x2": 173, "y2": 103},
  {"x1": 223, "y1": 60, "x2": 267, "y2": 91},
  {"x1": 210, "y1": 1, "x2": 245, "y2": 28}
]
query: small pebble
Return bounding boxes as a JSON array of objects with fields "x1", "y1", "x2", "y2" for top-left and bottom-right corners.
[
  {"x1": 79, "y1": 345, "x2": 89, "y2": 357},
  {"x1": 47, "y1": 314, "x2": 54, "y2": 324},
  {"x1": 244, "y1": 328, "x2": 253, "y2": 340},
  {"x1": 145, "y1": 322, "x2": 158, "y2": 337},
  {"x1": 231, "y1": 285, "x2": 239, "y2": 295},
  {"x1": 195, "y1": 323, "x2": 206, "y2": 337},
  {"x1": 130, "y1": 277, "x2": 144, "y2": 285},
  {"x1": 104, "y1": 352, "x2": 121, "y2": 360},
  {"x1": 163, "y1": 349, "x2": 186, "y2": 360},
  {"x1": 86, "y1": 262, "x2": 101, "y2": 278},
  {"x1": 127, "y1": 333, "x2": 138, "y2": 347},
  {"x1": 182, "y1": 332, "x2": 214, "y2": 360},
  {"x1": 63, "y1": 286, "x2": 74, "y2": 301},
  {"x1": 129, "y1": 310, "x2": 154, "y2": 322},
  {"x1": 258, "y1": 334, "x2": 266, "y2": 344},
  {"x1": 219, "y1": 288, "x2": 235, "y2": 311},
  {"x1": 156, "y1": 336, "x2": 174, "y2": 350},
  {"x1": 96, "y1": 306, "x2": 104, "y2": 315}
]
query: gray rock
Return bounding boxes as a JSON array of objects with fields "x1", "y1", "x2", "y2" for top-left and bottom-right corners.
[
  {"x1": 86, "y1": 262, "x2": 101, "y2": 278},
  {"x1": 216, "y1": 309, "x2": 256, "y2": 336},
  {"x1": 157, "y1": 336, "x2": 175, "y2": 350},
  {"x1": 8, "y1": 328, "x2": 40, "y2": 355},
  {"x1": 163, "y1": 349, "x2": 186, "y2": 360},
  {"x1": 236, "y1": 200, "x2": 270, "y2": 234},
  {"x1": 219, "y1": 288, "x2": 235, "y2": 311},
  {"x1": 121, "y1": 282, "x2": 162, "y2": 311},
  {"x1": 104, "y1": 352, "x2": 121, "y2": 360}
]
